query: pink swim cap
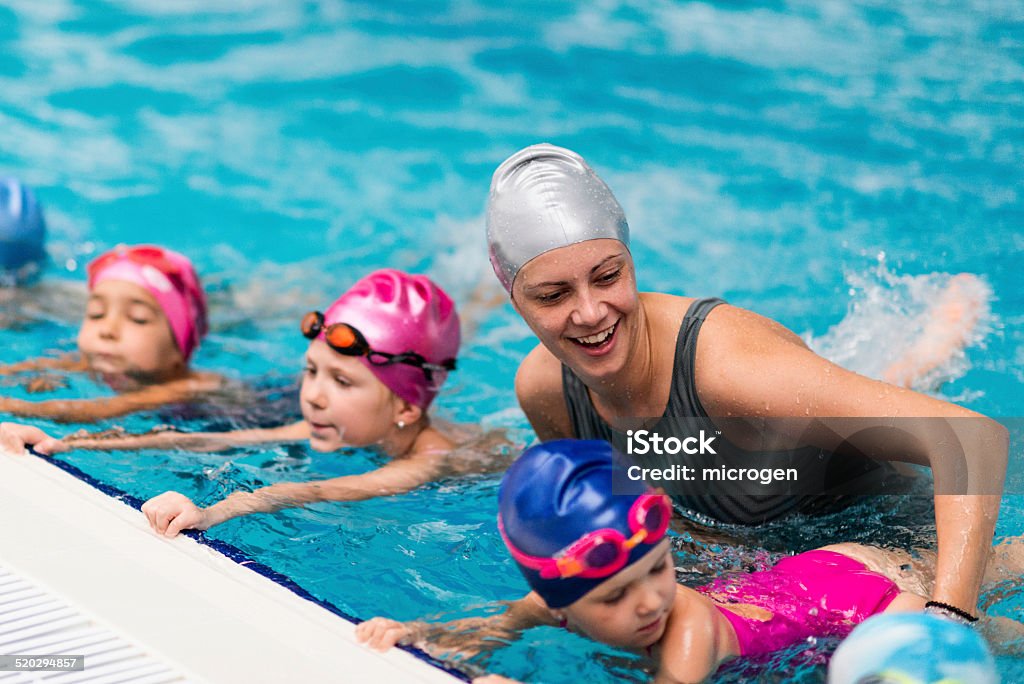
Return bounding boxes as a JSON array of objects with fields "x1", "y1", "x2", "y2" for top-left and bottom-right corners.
[
  {"x1": 86, "y1": 244, "x2": 208, "y2": 362},
  {"x1": 320, "y1": 269, "x2": 460, "y2": 409}
]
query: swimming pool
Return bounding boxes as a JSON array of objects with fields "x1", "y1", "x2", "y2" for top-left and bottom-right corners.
[{"x1": 1, "y1": 0, "x2": 1021, "y2": 681}]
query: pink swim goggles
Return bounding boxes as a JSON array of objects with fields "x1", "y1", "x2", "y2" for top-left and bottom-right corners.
[{"x1": 499, "y1": 493, "x2": 671, "y2": 580}]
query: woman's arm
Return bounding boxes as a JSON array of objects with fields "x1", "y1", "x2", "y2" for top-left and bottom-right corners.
[
  {"x1": 697, "y1": 305, "x2": 1007, "y2": 615},
  {"x1": 142, "y1": 451, "x2": 448, "y2": 536},
  {"x1": 357, "y1": 592, "x2": 554, "y2": 656}
]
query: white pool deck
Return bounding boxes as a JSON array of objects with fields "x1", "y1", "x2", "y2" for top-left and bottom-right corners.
[{"x1": 0, "y1": 449, "x2": 463, "y2": 684}]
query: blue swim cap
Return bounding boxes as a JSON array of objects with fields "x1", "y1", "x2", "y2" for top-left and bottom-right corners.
[
  {"x1": 498, "y1": 439, "x2": 660, "y2": 609},
  {"x1": 827, "y1": 613, "x2": 998, "y2": 684},
  {"x1": 0, "y1": 178, "x2": 47, "y2": 282}
]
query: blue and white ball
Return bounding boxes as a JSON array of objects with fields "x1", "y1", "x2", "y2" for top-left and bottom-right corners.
[
  {"x1": 0, "y1": 177, "x2": 47, "y2": 284},
  {"x1": 828, "y1": 613, "x2": 998, "y2": 684}
]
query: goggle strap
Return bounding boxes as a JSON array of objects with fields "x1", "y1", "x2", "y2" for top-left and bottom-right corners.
[{"x1": 621, "y1": 527, "x2": 649, "y2": 552}]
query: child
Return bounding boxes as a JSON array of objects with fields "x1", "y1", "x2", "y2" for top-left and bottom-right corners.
[
  {"x1": 357, "y1": 440, "x2": 1023, "y2": 684},
  {"x1": 0, "y1": 244, "x2": 218, "y2": 420},
  {"x1": 2, "y1": 269, "x2": 473, "y2": 536}
]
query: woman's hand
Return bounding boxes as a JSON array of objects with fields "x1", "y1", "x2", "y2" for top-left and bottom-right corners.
[
  {"x1": 0, "y1": 422, "x2": 69, "y2": 455},
  {"x1": 141, "y1": 491, "x2": 212, "y2": 537}
]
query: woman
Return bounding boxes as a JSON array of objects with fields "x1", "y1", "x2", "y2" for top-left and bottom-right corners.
[{"x1": 484, "y1": 144, "x2": 1007, "y2": 631}]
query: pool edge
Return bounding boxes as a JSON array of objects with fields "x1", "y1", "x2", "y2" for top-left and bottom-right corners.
[{"x1": 0, "y1": 448, "x2": 466, "y2": 684}]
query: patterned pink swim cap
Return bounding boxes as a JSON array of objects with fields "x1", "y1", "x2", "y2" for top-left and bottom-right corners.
[
  {"x1": 86, "y1": 244, "x2": 208, "y2": 362},
  {"x1": 320, "y1": 269, "x2": 460, "y2": 409}
]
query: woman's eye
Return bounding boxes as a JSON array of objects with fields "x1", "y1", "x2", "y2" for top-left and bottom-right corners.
[
  {"x1": 536, "y1": 291, "x2": 565, "y2": 304},
  {"x1": 596, "y1": 268, "x2": 621, "y2": 284},
  {"x1": 333, "y1": 376, "x2": 351, "y2": 387},
  {"x1": 303, "y1": 365, "x2": 316, "y2": 376},
  {"x1": 651, "y1": 561, "x2": 667, "y2": 575}
]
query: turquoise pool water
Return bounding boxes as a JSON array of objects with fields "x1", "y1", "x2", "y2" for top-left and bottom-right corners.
[{"x1": 2, "y1": 1, "x2": 1022, "y2": 681}]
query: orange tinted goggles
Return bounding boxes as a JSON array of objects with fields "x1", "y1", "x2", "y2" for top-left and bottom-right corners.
[{"x1": 300, "y1": 311, "x2": 455, "y2": 382}]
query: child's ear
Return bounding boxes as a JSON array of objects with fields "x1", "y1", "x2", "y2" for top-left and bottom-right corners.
[{"x1": 393, "y1": 397, "x2": 423, "y2": 427}]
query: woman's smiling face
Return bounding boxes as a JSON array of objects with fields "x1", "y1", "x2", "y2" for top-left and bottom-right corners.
[{"x1": 512, "y1": 239, "x2": 639, "y2": 380}]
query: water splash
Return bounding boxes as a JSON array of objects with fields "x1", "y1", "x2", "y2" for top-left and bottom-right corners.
[{"x1": 807, "y1": 254, "x2": 993, "y2": 394}]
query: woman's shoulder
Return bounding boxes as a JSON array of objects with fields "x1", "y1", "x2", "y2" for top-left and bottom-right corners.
[
  {"x1": 638, "y1": 292, "x2": 697, "y2": 319},
  {"x1": 693, "y1": 301, "x2": 807, "y2": 353},
  {"x1": 514, "y1": 344, "x2": 573, "y2": 440},
  {"x1": 639, "y1": 293, "x2": 757, "y2": 339},
  {"x1": 515, "y1": 343, "x2": 562, "y2": 394},
  {"x1": 639, "y1": 292, "x2": 797, "y2": 337}
]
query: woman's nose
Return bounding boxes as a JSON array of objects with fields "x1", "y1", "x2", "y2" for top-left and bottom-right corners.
[{"x1": 570, "y1": 287, "x2": 607, "y2": 328}]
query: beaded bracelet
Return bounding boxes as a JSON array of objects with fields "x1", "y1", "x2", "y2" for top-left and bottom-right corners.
[{"x1": 924, "y1": 600, "x2": 979, "y2": 625}]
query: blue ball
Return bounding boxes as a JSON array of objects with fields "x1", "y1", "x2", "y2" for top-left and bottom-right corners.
[
  {"x1": 828, "y1": 613, "x2": 998, "y2": 684},
  {"x1": 0, "y1": 177, "x2": 47, "y2": 282}
]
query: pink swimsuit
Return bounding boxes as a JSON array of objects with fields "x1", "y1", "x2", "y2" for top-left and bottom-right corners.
[{"x1": 696, "y1": 550, "x2": 901, "y2": 656}]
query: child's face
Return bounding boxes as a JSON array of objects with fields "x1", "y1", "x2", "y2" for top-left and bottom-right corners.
[
  {"x1": 77, "y1": 279, "x2": 184, "y2": 381},
  {"x1": 563, "y1": 540, "x2": 676, "y2": 650},
  {"x1": 300, "y1": 339, "x2": 399, "y2": 452}
]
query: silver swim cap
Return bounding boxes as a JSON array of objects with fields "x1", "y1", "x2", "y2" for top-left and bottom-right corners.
[{"x1": 486, "y1": 143, "x2": 630, "y2": 293}]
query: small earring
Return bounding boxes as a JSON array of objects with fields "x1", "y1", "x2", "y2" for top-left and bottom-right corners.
[
  {"x1": 557, "y1": 614, "x2": 567, "y2": 629},
  {"x1": 396, "y1": 420, "x2": 405, "y2": 429}
]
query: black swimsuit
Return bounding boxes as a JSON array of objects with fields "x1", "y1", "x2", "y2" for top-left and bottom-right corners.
[{"x1": 561, "y1": 298, "x2": 894, "y2": 525}]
